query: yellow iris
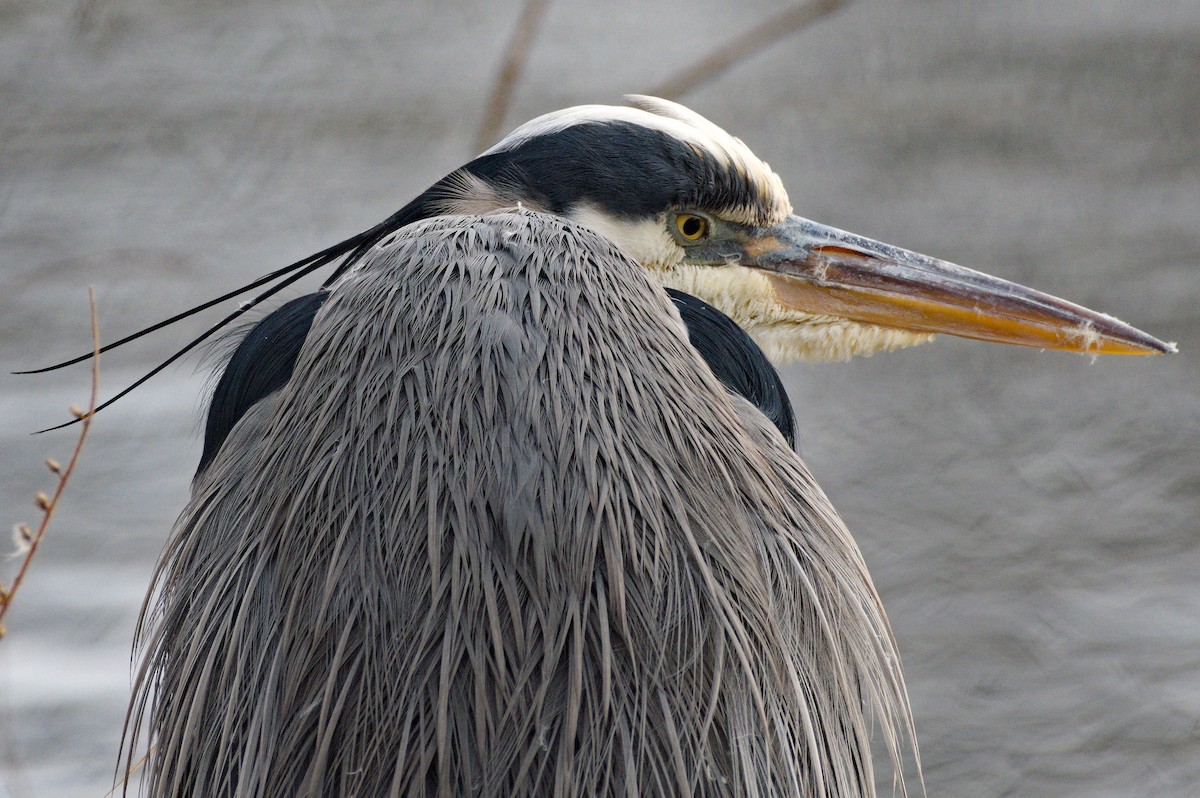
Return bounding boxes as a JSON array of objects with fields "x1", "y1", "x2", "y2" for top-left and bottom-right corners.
[{"x1": 675, "y1": 214, "x2": 709, "y2": 241}]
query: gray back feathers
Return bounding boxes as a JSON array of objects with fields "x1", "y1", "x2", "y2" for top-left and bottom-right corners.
[{"x1": 126, "y1": 211, "x2": 916, "y2": 796}]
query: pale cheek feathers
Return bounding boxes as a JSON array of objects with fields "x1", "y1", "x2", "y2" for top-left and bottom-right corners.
[
  {"x1": 753, "y1": 321, "x2": 935, "y2": 363},
  {"x1": 660, "y1": 264, "x2": 935, "y2": 362},
  {"x1": 567, "y1": 208, "x2": 684, "y2": 271}
]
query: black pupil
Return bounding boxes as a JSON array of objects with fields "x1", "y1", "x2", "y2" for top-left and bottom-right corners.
[{"x1": 682, "y1": 216, "x2": 703, "y2": 237}]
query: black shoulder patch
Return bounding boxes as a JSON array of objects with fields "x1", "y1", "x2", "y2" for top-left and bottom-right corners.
[
  {"x1": 667, "y1": 288, "x2": 796, "y2": 449},
  {"x1": 199, "y1": 291, "x2": 329, "y2": 474}
]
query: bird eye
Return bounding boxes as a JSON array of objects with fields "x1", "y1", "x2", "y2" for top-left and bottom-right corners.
[{"x1": 675, "y1": 214, "x2": 709, "y2": 242}]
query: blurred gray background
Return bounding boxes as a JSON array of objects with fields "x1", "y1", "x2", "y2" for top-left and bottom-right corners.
[{"x1": 2, "y1": 1, "x2": 1197, "y2": 795}]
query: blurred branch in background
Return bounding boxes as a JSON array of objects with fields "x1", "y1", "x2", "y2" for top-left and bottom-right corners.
[
  {"x1": 474, "y1": 0, "x2": 851, "y2": 154},
  {"x1": 0, "y1": 290, "x2": 100, "y2": 640},
  {"x1": 475, "y1": 0, "x2": 553, "y2": 152},
  {"x1": 650, "y1": 0, "x2": 850, "y2": 100}
]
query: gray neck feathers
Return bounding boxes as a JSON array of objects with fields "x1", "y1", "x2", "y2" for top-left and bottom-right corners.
[{"x1": 127, "y1": 211, "x2": 915, "y2": 797}]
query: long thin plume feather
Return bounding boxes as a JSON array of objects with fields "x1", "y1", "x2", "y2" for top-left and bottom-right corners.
[{"x1": 23, "y1": 218, "x2": 404, "y2": 433}]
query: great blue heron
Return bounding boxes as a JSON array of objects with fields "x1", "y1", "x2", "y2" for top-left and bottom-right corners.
[{"x1": 89, "y1": 97, "x2": 1171, "y2": 796}]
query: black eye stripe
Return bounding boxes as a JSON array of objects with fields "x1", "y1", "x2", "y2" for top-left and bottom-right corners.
[{"x1": 465, "y1": 122, "x2": 773, "y2": 223}]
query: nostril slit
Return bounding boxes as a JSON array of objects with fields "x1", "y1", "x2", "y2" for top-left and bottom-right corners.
[{"x1": 813, "y1": 244, "x2": 878, "y2": 261}]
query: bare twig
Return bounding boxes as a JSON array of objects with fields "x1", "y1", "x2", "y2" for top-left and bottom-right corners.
[
  {"x1": 106, "y1": 748, "x2": 151, "y2": 797},
  {"x1": 648, "y1": 0, "x2": 850, "y2": 100},
  {"x1": 0, "y1": 289, "x2": 100, "y2": 639},
  {"x1": 474, "y1": 0, "x2": 552, "y2": 153}
]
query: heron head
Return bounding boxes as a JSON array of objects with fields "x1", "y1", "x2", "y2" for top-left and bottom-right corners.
[{"x1": 432, "y1": 96, "x2": 1173, "y2": 362}]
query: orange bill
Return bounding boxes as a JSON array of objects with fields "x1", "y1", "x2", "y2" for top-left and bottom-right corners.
[{"x1": 740, "y1": 216, "x2": 1175, "y2": 355}]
